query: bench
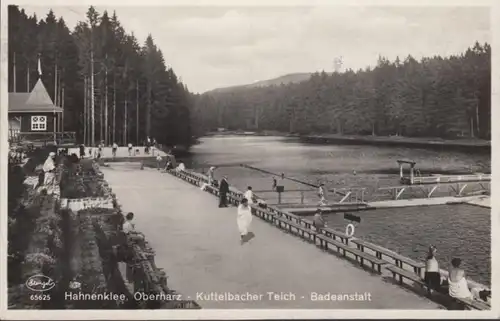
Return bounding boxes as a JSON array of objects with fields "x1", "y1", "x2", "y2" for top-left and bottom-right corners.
[
  {"x1": 385, "y1": 265, "x2": 490, "y2": 310},
  {"x1": 275, "y1": 216, "x2": 317, "y2": 242},
  {"x1": 453, "y1": 297, "x2": 491, "y2": 311},
  {"x1": 251, "y1": 207, "x2": 276, "y2": 224},
  {"x1": 351, "y1": 239, "x2": 425, "y2": 276},
  {"x1": 321, "y1": 228, "x2": 351, "y2": 245},
  {"x1": 316, "y1": 234, "x2": 386, "y2": 273},
  {"x1": 385, "y1": 264, "x2": 428, "y2": 293}
]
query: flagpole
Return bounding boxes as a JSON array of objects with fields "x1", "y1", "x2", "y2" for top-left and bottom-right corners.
[{"x1": 13, "y1": 52, "x2": 16, "y2": 92}]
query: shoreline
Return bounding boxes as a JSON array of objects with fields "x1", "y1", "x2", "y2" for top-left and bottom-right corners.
[{"x1": 204, "y1": 131, "x2": 490, "y2": 152}]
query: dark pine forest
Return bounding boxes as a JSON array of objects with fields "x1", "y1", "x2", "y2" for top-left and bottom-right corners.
[
  {"x1": 191, "y1": 43, "x2": 491, "y2": 140},
  {"x1": 8, "y1": 6, "x2": 193, "y2": 147},
  {"x1": 9, "y1": 6, "x2": 491, "y2": 145}
]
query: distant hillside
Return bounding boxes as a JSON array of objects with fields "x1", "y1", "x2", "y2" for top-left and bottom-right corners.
[{"x1": 207, "y1": 72, "x2": 315, "y2": 93}]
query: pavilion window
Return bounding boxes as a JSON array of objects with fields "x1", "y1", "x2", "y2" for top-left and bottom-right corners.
[{"x1": 31, "y1": 115, "x2": 47, "y2": 131}]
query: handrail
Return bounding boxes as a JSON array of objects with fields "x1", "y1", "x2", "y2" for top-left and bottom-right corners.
[{"x1": 168, "y1": 168, "x2": 491, "y2": 305}]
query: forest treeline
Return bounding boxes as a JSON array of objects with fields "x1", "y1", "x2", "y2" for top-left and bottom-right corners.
[
  {"x1": 192, "y1": 42, "x2": 491, "y2": 140},
  {"x1": 8, "y1": 5, "x2": 193, "y2": 147}
]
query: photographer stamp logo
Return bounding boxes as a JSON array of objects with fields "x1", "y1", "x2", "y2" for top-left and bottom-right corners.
[{"x1": 25, "y1": 275, "x2": 56, "y2": 292}]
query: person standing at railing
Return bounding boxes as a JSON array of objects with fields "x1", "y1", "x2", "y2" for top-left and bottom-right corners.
[
  {"x1": 79, "y1": 144, "x2": 86, "y2": 159},
  {"x1": 424, "y1": 245, "x2": 441, "y2": 292},
  {"x1": 219, "y1": 176, "x2": 229, "y2": 208},
  {"x1": 318, "y1": 183, "x2": 327, "y2": 205},
  {"x1": 112, "y1": 142, "x2": 118, "y2": 158},
  {"x1": 98, "y1": 141, "x2": 104, "y2": 157},
  {"x1": 272, "y1": 177, "x2": 277, "y2": 191},
  {"x1": 128, "y1": 143, "x2": 133, "y2": 156},
  {"x1": 244, "y1": 186, "x2": 256, "y2": 204}
]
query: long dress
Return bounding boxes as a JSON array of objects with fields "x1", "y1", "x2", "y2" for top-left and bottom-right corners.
[
  {"x1": 448, "y1": 276, "x2": 473, "y2": 299},
  {"x1": 237, "y1": 204, "x2": 253, "y2": 236},
  {"x1": 43, "y1": 156, "x2": 56, "y2": 193},
  {"x1": 244, "y1": 190, "x2": 254, "y2": 204}
]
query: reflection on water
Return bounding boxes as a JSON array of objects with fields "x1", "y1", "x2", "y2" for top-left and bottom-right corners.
[{"x1": 182, "y1": 135, "x2": 491, "y2": 285}]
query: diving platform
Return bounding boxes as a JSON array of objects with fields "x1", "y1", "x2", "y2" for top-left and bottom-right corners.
[
  {"x1": 280, "y1": 194, "x2": 491, "y2": 215},
  {"x1": 397, "y1": 159, "x2": 490, "y2": 185},
  {"x1": 375, "y1": 181, "x2": 490, "y2": 200}
]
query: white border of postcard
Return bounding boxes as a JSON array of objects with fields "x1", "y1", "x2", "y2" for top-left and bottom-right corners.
[{"x1": 1, "y1": 0, "x2": 498, "y2": 319}]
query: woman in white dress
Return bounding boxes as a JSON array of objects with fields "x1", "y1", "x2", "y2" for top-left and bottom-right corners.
[
  {"x1": 244, "y1": 186, "x2": 255, "y2": 204},
  {"x1": 237, "y1": 198, "x2": 253, "y2": 244},
  {"x1": 207, "y1": 167, "x2": 216, "y2": 185},
  {"x1": 448, "y1": 258, "x2": 482, "y2": 301}
]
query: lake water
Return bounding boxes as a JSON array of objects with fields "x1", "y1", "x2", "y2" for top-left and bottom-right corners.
[{"x1": 182, "y1": 135, "x2": 491, "y2": 285}]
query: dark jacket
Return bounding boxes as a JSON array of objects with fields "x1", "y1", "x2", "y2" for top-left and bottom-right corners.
[{"x1": 219, "y1": 179, "x2": 229, "y2": 194}]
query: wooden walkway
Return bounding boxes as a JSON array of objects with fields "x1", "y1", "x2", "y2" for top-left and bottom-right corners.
[{"x1": 101, "y1": 163, "x2": 442, "y2": 309}]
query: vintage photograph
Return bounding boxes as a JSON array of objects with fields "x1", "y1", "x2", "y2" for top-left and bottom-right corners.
[{"x1": 3, "y1": 1, "x2": 494, "y2": 316}]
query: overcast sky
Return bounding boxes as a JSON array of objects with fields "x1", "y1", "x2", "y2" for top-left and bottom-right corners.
[{"x1": 21, "y1": 5, "x2": 490, "y2": 93}]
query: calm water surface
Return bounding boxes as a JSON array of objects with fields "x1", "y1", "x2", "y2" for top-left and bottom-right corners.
[{"x1": 182, "y1": 136, "x2": 491, "y2": 285}]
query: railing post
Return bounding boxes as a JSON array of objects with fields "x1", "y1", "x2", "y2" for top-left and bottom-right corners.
[
  {"x1": 278, "y1": 192, "x2": 282, "y2": 204},
  {"x1": 300, "y1": 191, "x2": 304, "y2": 204}
]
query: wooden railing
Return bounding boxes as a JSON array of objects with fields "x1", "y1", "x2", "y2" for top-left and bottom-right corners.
[
  {"x1": 376, "y1": 181, "x2": 490, "y2": 200},
  {"x1": 168, "y1": 168, "x2": 491, "y2": 310},
  {"x1": 10, "y1": 131, "x2": 77, "y2": 147},
  {"x1": 411, "y1": 174, "x2": 491, "y2": 185}
]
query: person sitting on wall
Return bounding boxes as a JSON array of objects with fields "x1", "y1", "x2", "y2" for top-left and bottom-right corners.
[
  {"x1": 164, "y1": 160, "x2": 173, "y2": 171},
  {"x1": 112, "y1": 142, "x2": 118, "y2": 158},
  {"x1": 122, "y1": 212, "x2": 144, "y2": 242},
  {"x1": 218, "y1": 176, "x2": 229, "y2": 208},
  {"x1": 312, "y1": 209, "x2": 327, "y2": 231},
  {"x1": 447, "y1": 258, "x2": 485, "y2": 304}
]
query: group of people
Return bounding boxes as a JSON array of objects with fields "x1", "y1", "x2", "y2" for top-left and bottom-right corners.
[
  {"x1": 424, "y1": 246, "x2": 490, "y2": 305},
  {"x1": 144, "y1": 136, "x2": 157, "y2": 154},
  {"x1": 208, "y1": 167, "x2": 255, "y2": 244},
  {"x1": 78, "y1": 141, "x2": 120, "y2": 159}
]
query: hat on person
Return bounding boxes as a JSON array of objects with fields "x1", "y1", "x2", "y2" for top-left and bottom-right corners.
[
  {"x1": 210, "y1": 166, "x2": 215, "y2": 170},
  {"x1": 49, "y1": 152, "x2": 56, "y2": 157}
]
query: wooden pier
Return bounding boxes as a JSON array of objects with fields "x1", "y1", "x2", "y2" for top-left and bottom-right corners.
[
  {"x1": 163, "y1": 167, "x2": 491, "y2": 310},
  {"x1": 102, "y1": 164, "x2": 445, "y2": 309}
]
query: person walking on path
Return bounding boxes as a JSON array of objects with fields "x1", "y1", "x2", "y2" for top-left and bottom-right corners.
[
  {"x1": 447, "y1": 258, "x2": 484, "y2": 302},
  {"x1": 42, "y1": 152, "x2": 57, "y2": 194},
  {"x1": 237, "y1": 198, "x2": 254, "y2": 244},
  {"x1": 112, "y1": 142, "x2": 118, "y2": 158},
  {"x1": 219, "y1": 176, "x2": 229, "y2": 208},
  {"x1": 156, "y1": 155, "x2": 162, "y2": 170},
  {"x1": 424, "y1": 245, "x2": 441, "y2": 292},
  {"x1": 128, "y1": 143, "x2": 133, "y2": 156}
]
